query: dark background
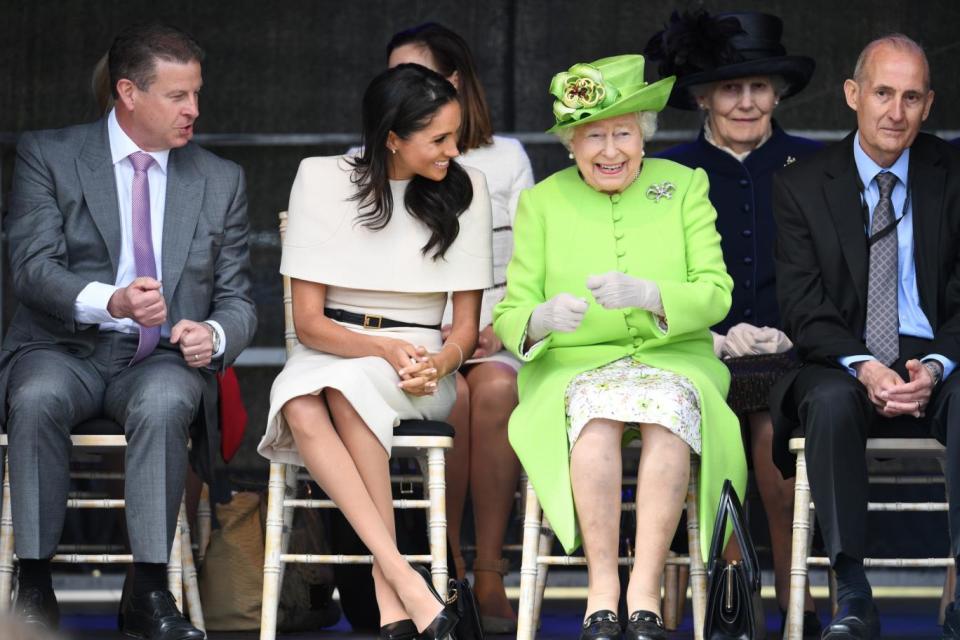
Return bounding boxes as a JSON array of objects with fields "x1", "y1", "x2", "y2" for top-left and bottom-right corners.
[{"x1": 1, "y1": 0, "x2": 959, "y2": 507}]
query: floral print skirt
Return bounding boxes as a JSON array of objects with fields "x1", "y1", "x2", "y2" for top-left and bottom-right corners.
[{"x1": 565, "y1": 357, "x2": 701, "y2": 454}]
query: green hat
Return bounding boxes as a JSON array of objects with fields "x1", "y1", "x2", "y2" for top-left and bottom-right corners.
[{"x1": 546, "y1": 54, "x2": 676, "y2": 133}]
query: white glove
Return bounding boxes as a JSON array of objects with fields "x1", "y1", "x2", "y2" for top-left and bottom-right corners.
[
  {"x1": 586, "y1": 272, "x2": 663, "y2": 314},
  {"x1": 528, "y1": 293, "x2": 589, "y2": 342},
  {"x1": 722, "y1": 323, "x2": 793, "y2": 358},
  {"x1": 711, "y1": 331, "x2": 726, "y2": 358}
]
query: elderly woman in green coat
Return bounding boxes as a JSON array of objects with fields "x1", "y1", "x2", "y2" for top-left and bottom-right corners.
[{"x1": 493, "y1": 54, "x2": 747, "y2": 640}]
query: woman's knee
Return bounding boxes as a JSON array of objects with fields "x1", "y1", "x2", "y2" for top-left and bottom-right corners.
[
  {"x1": 469, "y1": 366, "x2": 518, "y2": 408},
  {"x1": 282, "y1": 394, "x2": 325, "y2": 435}
]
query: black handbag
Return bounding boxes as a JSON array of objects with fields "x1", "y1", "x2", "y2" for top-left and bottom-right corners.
[
  {"x1": 445, "y1": 576, "x2": 485, "y2": 640},
  {"x1": 703, "y1": 479, "x2": 766, "y2": 640}
]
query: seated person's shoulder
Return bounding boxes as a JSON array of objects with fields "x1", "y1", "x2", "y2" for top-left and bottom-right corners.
[{"x1": 641, "y1": 157, "x2": 699, "y2": 189}]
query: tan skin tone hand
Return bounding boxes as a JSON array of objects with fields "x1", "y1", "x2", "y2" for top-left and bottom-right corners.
[
  {"x1": 855, "y1": 359, "x2": 934, "y2": 418},
  {"x1": 291, "y1": 279, "x2": 480, "y2": 396}
]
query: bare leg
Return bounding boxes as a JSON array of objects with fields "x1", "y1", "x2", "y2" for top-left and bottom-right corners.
[
  {"x1": 749, "y1": 411, "x2": 816, "y2": 612},
  {"x1": 570, "y1": 419, "x2": 624, "y2": 618},
  {"x1": 444, "y1": 373, "x2": 471, "y2": 579},
  {"x1": 625, "y1": 423, "x2": 690, "y2": 616},
  {"x1": 282, "y1": 394, "x2": 442, "y2": 630},
  {"x1": 466, "y1": 362, "x2": 521, "y2": 621}
]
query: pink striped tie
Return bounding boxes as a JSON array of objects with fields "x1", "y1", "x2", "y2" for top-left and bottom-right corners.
[{"x1": 128, "y1": 151, "x2": 160, "y2": 364}]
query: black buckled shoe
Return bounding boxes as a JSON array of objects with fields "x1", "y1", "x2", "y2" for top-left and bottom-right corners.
[
  {"x1": 13, "y1": 585, "x2": 60, "y2": 631},
  {"x1": 624, "y1": 610, "x2": 667, "y2": 640},
  {"x1": 380, "y1": 619, "x2": 418, "y2": 640},
  {"x1": 944, "y1": 601, "x2": 960, "y2": 639},
  {"x1": 119, "y1": 589, "x2": 205, "y2": 639},
  {"x1": 579, "y1": 609, "x2": 622, "y2": 640},
  {"x1": 822, "y1": 597, "x2": 880, "y2": 640}
]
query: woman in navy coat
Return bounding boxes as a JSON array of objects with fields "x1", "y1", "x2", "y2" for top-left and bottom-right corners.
[{"x1": 647, "y1": 10, "x2": 822, "y2": 635}]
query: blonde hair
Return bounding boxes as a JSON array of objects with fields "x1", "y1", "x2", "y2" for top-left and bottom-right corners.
[{"x1": 554, "y1": 111, "x2": 658, "y2": 150}]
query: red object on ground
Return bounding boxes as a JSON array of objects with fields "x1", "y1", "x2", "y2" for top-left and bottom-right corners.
[{"x1": 217, "y1": 367, "x2": 248, "y2": 463}]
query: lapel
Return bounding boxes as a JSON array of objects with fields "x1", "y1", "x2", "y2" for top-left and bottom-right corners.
[
  {"x1": 823, "y1": 132, "x2": 868, "y2": 310},
  {"x1": 909, "y1": 134, "x2": 945, "y2": 325},
  {"x1": 161, "y1": 145, "x2": 205, "y2": 307},
  {"x1": 75, "y1": 119, "x2": 122, "y2": 275}
]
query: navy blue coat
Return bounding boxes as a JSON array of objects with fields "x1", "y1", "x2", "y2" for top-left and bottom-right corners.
[{"x1": 658, "y1": 123, "x2": 822, "y2": 333}]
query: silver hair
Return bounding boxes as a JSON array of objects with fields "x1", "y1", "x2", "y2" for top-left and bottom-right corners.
[
  {"x1": 554, "y1": 111, "x2": 658, "y2": 150},
  {"x1": 853, "y1": 33, "x2": 930, "y2": 90}
]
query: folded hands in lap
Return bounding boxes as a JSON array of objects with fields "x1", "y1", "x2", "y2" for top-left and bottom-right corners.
[{"x1": 857, "y1": 359, "x2": 934, "y2": 418}]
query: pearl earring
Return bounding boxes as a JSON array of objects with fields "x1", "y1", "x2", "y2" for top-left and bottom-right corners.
[
  {"x1": 641, "y1": 150, "x2": 646, "y2": 157},
  {"x1": 568, "y1": 152, "x2": 574, "y2": 160},
  {"x1": 391, "y1": 148, "x2": 397, "y2": 155}
]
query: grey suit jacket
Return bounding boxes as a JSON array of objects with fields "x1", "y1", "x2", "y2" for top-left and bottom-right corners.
[{"x1": 0, "y1": 117, "x2": 257, "y2": 478}]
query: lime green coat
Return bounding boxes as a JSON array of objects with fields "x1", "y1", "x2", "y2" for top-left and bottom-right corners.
[{"x1": 493, "y1": 159, "x2": 747, "y2": 556}]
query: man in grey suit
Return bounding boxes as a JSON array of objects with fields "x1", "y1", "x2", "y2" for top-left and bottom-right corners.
[{"x1": 0, "y1": 23, "x2": 256, "y2": 638}]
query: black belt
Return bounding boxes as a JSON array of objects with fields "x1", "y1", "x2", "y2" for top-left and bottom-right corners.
[{"x1": 324, "y1": 307, "x2": 441, "y2": 331}]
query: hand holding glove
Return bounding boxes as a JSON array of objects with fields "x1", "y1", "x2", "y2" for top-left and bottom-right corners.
[
  {"x1": 528, "y1": 293, "x2": 589, "y2": 342},
  {"x1": 586, "y1": 272, "x2": 663, "y2": 314},
  {"x1": 722, "y1": 323, "x2": 793, "y2": 358}
]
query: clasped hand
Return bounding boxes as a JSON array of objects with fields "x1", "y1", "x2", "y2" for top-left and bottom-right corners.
[
  {"x1": 857, "y1": 359, "x2": 935, "y2": 418},
  {"x1": 380, "y1": 338, "x2": 439, "y2": 396},
  {"x1": 586, "y1": 271, "x2": 662, "y2": 313}
]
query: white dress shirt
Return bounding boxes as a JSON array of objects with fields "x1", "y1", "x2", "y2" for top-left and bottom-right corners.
[{"x1": 73, "y1": 109, "x2": 225, "y2": 357}]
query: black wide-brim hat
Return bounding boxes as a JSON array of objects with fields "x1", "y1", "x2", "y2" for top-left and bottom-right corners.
[{"x1": 644, "y1": 11, "x2": 815, "y2": 110}]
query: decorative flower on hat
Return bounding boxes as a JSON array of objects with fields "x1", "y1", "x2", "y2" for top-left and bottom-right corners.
[{"x1": 549, "y1": 63, "x2": 620, "y2": 124}]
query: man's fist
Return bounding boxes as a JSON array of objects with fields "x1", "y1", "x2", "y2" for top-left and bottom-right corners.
[
  {"x1": 171, "y1": 319, "x2": 215, "y2": 368},
  {"x1": 107, "y1": 277, "x2": 166, "y2": 327}
]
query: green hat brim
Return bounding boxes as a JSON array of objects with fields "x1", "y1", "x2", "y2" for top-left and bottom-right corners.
[{"x1": 546, "y1": 75, "x2": 676, "y2": 134}]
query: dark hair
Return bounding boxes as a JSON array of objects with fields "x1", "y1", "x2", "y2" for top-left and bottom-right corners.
[
  {"x1": 108, "y1": 22, "x2": 205, "y2": 99},
  {"x1": 348, "y1": 64, "x2": 473, "y2": 260},
  {"x1": 387, "y1": 22, "x2": 494, "y2": 151}
]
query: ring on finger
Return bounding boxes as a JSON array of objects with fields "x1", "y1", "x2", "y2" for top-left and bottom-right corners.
[{"x1": 194, "y1": 354, "x2": 200, "y2": 362}]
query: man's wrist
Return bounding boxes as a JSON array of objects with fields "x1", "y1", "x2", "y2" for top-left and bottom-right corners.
[
  {"x1": 203, "y1": 321, "x2": 221, "y2": 355},
  {"x1": 923, "y1": 360, "x2": 944, "y2": 386}
]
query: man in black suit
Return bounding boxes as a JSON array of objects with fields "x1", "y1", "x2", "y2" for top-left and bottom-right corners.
[{"x1": 771, "y1": 34, "x2": 960, "y2": 638}]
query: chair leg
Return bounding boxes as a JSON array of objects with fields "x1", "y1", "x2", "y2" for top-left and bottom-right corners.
[
  {"x1": 426, "y1": 447, "x2": 449, "y2": 593},
  {"x1": 517, "y1": 476, "x2": 542, "y2": 640},
  {"x1": 686, "y1": 457, "x2": 706, "y2": 640},
  {"x1": 531, "y1": 515, "x2": 553, "y2": 631},
  {"x1": 196, "y1": 484, "x2": 211, "y2": 564},
  {"x1": 786, "y1": 450, "x2": 813, "y2": 640},
  {"x1": 260, "y1": 462, "x2": 289, "y2": 640},
  {"x1": 942, "y1": 565, "x2": 957, "y2": 625},
  {"x1": 0, "y1": 457, "x2": 14, "y2": 610},
  {"x1": 178, "y1": 500, "x2": 205, "y2": 631},
  {"x1": 662, "y1": 554, "x2": 678, "y2": 630},
  {"x1": 168, "y1": 502, "x2": 185, "y2": 612}
]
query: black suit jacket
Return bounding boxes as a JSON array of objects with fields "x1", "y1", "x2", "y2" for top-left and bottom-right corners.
[{"x1": 769, "y1": 131, "x2": 960, "y2": 474}]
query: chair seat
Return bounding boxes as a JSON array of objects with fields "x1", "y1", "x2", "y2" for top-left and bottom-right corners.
[
  {"x1": 73, "y1": 418, "x2": 124, "y2": 435},
  {"x1": 393, "y1": 420, "x2": 454, "y2": 438},
  {"x1": 788, "y1": 436, "x2": 945, "y2": 457}
]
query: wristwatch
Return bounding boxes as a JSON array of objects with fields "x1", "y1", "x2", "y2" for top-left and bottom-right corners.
[
  {"x1": 922, "y1": 360, "x2": 944, "y2": 386},
  {"x1": 204, "y1": 321, "x2": 221, "y2": 355}
]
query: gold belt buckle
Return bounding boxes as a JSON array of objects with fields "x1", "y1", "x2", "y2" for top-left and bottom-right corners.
[{"x1": 363, "y1": 314, "x2": 383, "y2": 329}]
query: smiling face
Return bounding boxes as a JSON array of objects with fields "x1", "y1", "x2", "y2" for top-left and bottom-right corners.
[
  {"x1": 700, "y1": 76, "x2": 778, "y2": 154},
  {"x1": 115, "y1": 58, "x2": 202, "y2": 151},
  {"x1": 569, "y1": 113, "x2": 645, "y2": 194},
  {"x1": 844, "y1": 42, "x2": 934, "y2": 168},
  {"x1": 387, "y1": 99, "x2": 462, "y2": 181}
]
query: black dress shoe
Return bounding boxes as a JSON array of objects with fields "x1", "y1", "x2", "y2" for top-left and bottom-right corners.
[
  {"x1": 412, "y1": 565, "x2": 460, "y2": 640},
  {"x1": 780, "y1": 609, "x2": 823, "y2": 638},
  {"x1": 579, "y1": 610, "x2": 622, "y2": 640},
  {"x1": 944, "y1": 601, "x2": 960, "y2": 639},
  {"x1": 624, "y1": 610, "x2": 667, "y2": 640},
  {"x1": 822, "y1": 597, "x2": 879, "y2": 640},
  {"x1": 380, "y1": 618, "x2": 418, "y2": 640},
  {"x1": 120, "y1": 589, "x2": 204, "y2": 639},
  {"x1": 14, "y1": 585, "x2": 60, "y2": 630}
]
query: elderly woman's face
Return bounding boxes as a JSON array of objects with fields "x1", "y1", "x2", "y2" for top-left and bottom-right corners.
[
  {"x1": 700, "y1": 76, "x2": 778, "y2": 153},
  {"x1": 569, "y1": 114, "x2": 644, "y2": 194}
]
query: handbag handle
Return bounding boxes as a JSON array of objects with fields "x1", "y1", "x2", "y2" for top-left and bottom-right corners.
[{"x1": 706, "y1": 479, "x2": 761, "y2": 591}]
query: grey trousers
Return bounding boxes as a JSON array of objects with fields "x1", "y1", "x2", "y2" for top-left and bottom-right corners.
[{"x1": 5, "y1": 332, "x2": 204, "y2": 562}]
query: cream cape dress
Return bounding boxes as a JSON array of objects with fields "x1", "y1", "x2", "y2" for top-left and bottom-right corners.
[{"x1": 258, "y1": 156, "x2": 493, "y2": 466}]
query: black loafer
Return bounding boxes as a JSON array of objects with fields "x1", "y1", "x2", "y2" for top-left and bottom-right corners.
[
  {"x1": 822, "y1": 597, "x2": 879, "y2": 640},
  {"x1": 944, "y1": 601, "x2": 960, "y2": 639},
  {"x1": 624, "y1": 610, "x2": 667, "y2": 640},
  {"x1": 412, "y1": 565, "x2": 460, "y2": 640},
  {"x1": 380, "y1": 619, "x2": 418, "y2": 640},
  {"x1": 14, "y1": 585, "x2": 60, "y2": 631},
  {"x1": 120, "y1": 589, "x2": 204, "y2": 639},
  {"x1": 579, "y1": 609, "x2": 622, "y2": 640},
  {"x1": 780, "y1": 609, "x2": 822, "y2": 638}
]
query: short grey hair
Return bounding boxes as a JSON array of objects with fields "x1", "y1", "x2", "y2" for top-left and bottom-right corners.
[
  {"x1": 554, "y1": 111, "x2": 659, "y2": 150},
  {"x1": 853, "y1": 33, "x2": 930, "y2": 90}
]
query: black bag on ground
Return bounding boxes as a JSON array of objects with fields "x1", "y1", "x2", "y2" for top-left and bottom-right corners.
[
  {"x1": 445, "y1": 575, "x2": 484, "y2": 640},
  {"x1": 703, "y1": 479, "x2": 765, "y2": 640}
]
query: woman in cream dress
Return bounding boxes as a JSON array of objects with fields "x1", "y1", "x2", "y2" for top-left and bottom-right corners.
[
  {"x1": 385, "y1": 24, "x2": 533, "y2": 632},
  {"x1": 258, "y1": 64, "x2": 492, "y2": 640}
]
